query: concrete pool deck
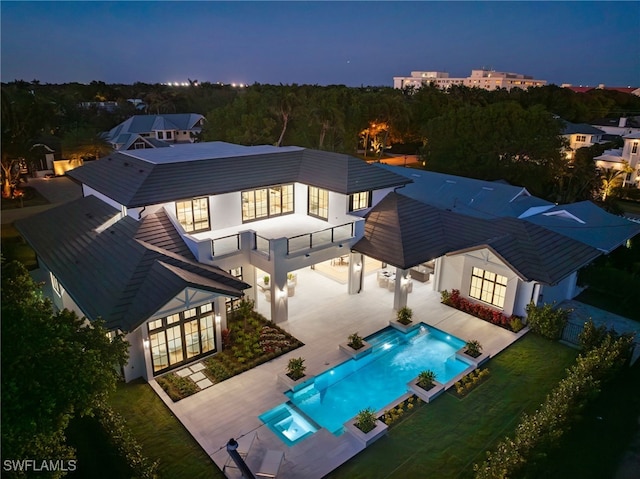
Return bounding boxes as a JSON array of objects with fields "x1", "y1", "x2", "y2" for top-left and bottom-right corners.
[{"x1": 150, "y1": 267, "x2": 525, "y2": 478}]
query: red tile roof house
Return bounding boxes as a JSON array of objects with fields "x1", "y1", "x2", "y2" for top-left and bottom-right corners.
[{"x1": 15, "y1": 142, "x2": 640, "y2": 383}]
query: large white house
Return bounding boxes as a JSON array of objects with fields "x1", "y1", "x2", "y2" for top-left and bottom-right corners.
[
  {"x1": 561, "y1": 121, "x2": 606, "y2": 160},
  {"x1": 16, "y1": 142, "x2": 640, "y2": 383},
  {"x1": 595, "y1": 132, "x2": 640, "y2": 187},
  {"x1": 393, "y1": 69, "x2": 547, "y2": 91}
]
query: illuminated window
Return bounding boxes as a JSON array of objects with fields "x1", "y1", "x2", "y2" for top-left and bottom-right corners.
[
  {"x1": 576, "y1": 135, "x2": 587, "y2": 142},
  {"x1": 147, "y1": 303, "x2": 217, "y2": 374},
  {"x1": 469, "y1": 267, "x2": 507, "y2": 309},
  {"x1": 242, "y1": 184, "x2": 293, "y2": 222},
  {"x1": 349, "y1": 191, "x2": 371, "y2": 211},
  {"x1": 176, "y1": 197, "x2": 210, "y2": 232},
  {"x1": 308, "y1": 186, "x2": 328, "y2": 220}
]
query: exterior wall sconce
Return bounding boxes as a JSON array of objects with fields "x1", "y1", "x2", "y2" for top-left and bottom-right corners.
[
  {"x1": 143, "y1": 339, "x2": 150, "y2": 349},
  {"x1": 354, "y1": 262, "x2": 362, "y2": 272},
  {"x1": 277, "y1": 289, "x2": 287, "y2": 300},
  {"x1": 215, "y1": 314, "x2": 221, "y2": 326}
]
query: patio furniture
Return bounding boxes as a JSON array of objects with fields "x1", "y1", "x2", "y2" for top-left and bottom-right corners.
[
  {"x1": 410, "y1": 265, "x2": 431, "y2": 282},
  {"x1": 223, "y1": 431, "x2": 257, "y2": 474},
  {"x1": 256, "y1": 449, "x2": 284, "y2": 478}
]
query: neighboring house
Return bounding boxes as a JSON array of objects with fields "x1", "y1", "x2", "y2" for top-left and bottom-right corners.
[
  {"x1": 393, "y1": 69, "x2": 547, "y2": 91},
  {"x1": 594, "y1": 132, "x2": 640, "y2": 187},
  {"x1": 16, "y1": 142, "x2": 640, "y2": 383},
  {"x1": 78, "y1": 101, "x2": 119, "y2": 112},
  {"x1": 561, "y1": 121, "x2": 606, "y2": 160},
  {"x1": 104, "y1": 113, "x2": 205, "y2": 151},
  {"x1": 590, "y1": 117, "x2": 640, "y2": 137}
]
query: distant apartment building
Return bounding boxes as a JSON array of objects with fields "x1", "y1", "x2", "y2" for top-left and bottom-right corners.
[{"x1": 393, "y1": 69, "x2": 547, "y2": 91}]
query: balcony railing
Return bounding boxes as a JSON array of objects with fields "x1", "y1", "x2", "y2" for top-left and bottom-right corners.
[
  {"x1": 211, "y1": 234, "x2": 241, "y2": 257},
  {"x1": 287, "y1": 222, "x2": 354, "y2": 254}
]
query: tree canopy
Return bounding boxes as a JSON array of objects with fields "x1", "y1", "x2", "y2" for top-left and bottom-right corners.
[{"x1": 1, "y1": 261, "x2": 129, "y2": 472}]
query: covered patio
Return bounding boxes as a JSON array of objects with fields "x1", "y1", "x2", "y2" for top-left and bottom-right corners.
[{"x1": 152, "y1": 263, "x2": 524, "y2": 478}]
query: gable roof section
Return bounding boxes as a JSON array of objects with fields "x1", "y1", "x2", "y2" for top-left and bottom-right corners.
[
  {"x1": 15, "y1": 196, "x2": 248, "y2": 331},
  {"x1": 352, "y1": 192, "x2": 601, "y2": 285},
  {"x1": 68, "y1": 142, "x2": 411, "y2": 208},
  {"x1": 523, "y1": 201, "x2": 640, "y2": 253}
]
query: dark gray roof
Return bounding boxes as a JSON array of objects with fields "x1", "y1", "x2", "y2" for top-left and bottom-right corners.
[
  {"x1": 352, "y1": 192, "x2": 601, "y2": 285},
  {"x1": 378, "y1": 165, "x2": 553, "y2": 219},
  {"x1": 68, "y1": 143, "x2": 411, "y2": 208},
  {"x1": 15, "y1": 196, "x2": 249, "y2": 332},
  {"x1": 562, "y1": 121, "x2": 606, "y2": 135},
  {"x1": 523, "y1": 201, "x2": 640, "y2": 253}
]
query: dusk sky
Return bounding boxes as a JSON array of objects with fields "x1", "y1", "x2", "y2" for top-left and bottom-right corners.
[{"x1": 1, "y1": 1, "x2": 639, "y2": 88}]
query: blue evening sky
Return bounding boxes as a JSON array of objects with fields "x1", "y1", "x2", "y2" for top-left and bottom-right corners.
[{"x1": 1, "y1": 1, "x2": 639, "y2": 87}]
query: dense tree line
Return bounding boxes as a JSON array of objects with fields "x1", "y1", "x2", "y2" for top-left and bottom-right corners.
[{"x1": 3, "y1": 79, "x2": 640, "y2": 202}]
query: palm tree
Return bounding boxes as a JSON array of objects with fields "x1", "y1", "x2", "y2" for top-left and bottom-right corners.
[{"x1": 600, "y1": 162, "x2": 632, "y2": 201}]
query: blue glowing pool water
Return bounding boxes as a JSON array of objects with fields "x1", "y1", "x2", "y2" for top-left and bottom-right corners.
[
  {"x1": 260, "y1": 324, "x2": 471, "y2": 443},
  {"x1": 258, "y1": 403, "x2": 319, "y2": 447}
]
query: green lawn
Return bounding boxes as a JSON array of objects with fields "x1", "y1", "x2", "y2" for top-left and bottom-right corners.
[
  {"x1": 1, "y1": 222, "x2": 37, "y2": 269},
  {"x1": 326, "y1": 334, "x2": 579, "y2": 479},
  {"x1": 109, "y1": 379, "x2": 224, "y2": 479}
]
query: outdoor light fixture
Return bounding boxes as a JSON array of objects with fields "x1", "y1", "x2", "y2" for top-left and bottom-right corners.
[
  {"x1": 215, "y1": 314, "x2": 221, "y2": 326},
  {"x1": 354, "y1": 263, "x2": 362, "y2": 272},
  {"x1": 143, "y1": 339, "x2": 150, "y2": 349}
]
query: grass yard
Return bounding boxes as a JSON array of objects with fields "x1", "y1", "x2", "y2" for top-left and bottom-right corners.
[
  {"x1": 1, "y1": 222, "x2": 37, "y2": 269},
  {"x1": 109, "y1": 379, "x2": 223, "y2": 479},
  {"x1": 326, "y1": 334, "x2": 579, "y2": 479}
]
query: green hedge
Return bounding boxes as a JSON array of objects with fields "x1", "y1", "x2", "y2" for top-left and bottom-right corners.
[
  {"x1": 525, "y1": 302, "x2": 570, "y2": 340},
  {"x1": 473, "y1": 333, "x2": 633, "y2": 479}
]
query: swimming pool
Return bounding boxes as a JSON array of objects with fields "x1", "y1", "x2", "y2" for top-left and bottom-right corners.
[{"x1": 260, "y1": 324, "x2": 471, "y2": 442}]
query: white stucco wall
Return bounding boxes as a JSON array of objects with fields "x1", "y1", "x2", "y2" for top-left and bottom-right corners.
[{"x1": 538, "y1": 272, "x2": 579, "y2": 306}]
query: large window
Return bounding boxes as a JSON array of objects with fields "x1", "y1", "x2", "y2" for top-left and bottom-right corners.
[
  {"x1": 242, "y1": 184, "x2": 294, "y2": 222},
  {"x1": 349, "y1": 191, "x2": 372, "y2": 211},
  {"x1": 148, "y1": 303, "x2": 216, "y2": 374},
  {"x1": 308, "y1": 186, "x2": 328, "y2": 220},
  {"x1": 469, "y1": 267, "x2": 507, "y2": 309},
  {"x1": 176, "y1": 197, "x2": 210, "y2": 233}
]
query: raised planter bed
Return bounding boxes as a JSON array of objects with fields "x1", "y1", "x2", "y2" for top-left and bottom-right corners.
[
  {"x1": 389, "y1": 320, "x2": 421, "y2": 334},
  {"x1": 407, "y1": 378, "x2": 445, "y2": 403},
  {"x1": 339, "y1": 340, "x2": 373, "y2": 359},
  {"x1": 277, "y1": 372, "x2": 314, "y2": 392},
  {"x1": 343, "y1": 417, "x2": 388, "y2": 447}
]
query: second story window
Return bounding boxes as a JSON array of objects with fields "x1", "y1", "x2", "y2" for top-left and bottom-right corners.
[
  {"x1": 576, "y1": 135, "x2": 587, "y2": 142},
  {"x1": 176, "y1": 197, "x2": 210, "y2": 233},
  {"x1": 157, "y1": 131, "x2": 164, "y2": 140},
  {"x1": 242, "y1": 184, "x2": 293, "y2": 222},
  {"x1": 308, "y1": 186, "x2": 328, "y2": 220},
  {"x1": 349, "y1": 191, "x2": 372, "y2": 211},
  {"x1": 166, "y1": 131, "x2": 173, "y2": 140},
  {"x1": 632, "y1": 142, "x2": 638, "y2": 154}
]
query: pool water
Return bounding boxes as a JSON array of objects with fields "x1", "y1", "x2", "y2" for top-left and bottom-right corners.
[
  {"x1": 260, "y1": 324, "x2": 471, "y2": 443},
  {"x1": 258, "y1": 403, "x2": 319, "y2": 447}
]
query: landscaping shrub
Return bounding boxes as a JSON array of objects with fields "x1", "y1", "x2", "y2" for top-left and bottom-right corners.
[
  {"x1": 156, "y1": 373, "x2": 198, "y2": 401},
  {"x1": 354, "y1": 408, "x2": 377, "y2": 433},
  {"x1": 473, "y1": 333, "x2": 633, "y2": 479},
  {"x1": 96, "y1": 404, "x2": 159, "y2": 479},
  {"x1": 452, "y1": 368, "x2": 490, "y2": 398},
  {"x1": 525, "y1": 302, "x2": 570, "y2": 340},
  {"x1": 441, "y1": 289, "x2": 523, "y2": 332},
  {"x1": 380, "y1": 396, "x2": 422, "y2": 426},
  {"x1": 578, "y1": 318, "x2": 610, "y2": 351}
]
